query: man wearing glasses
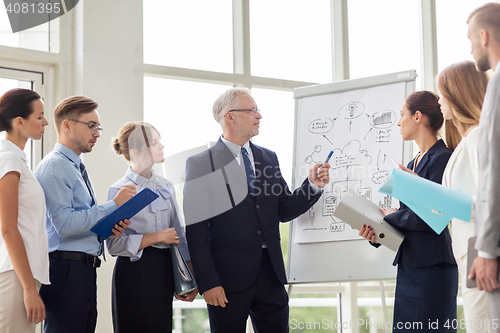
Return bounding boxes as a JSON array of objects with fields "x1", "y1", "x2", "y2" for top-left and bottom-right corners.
[
  {"x1": 183, "y1": 88, "x2": 330, "y2": 332},
  {"x1": 34, "y1": 96, "x2": 137, "y2": 333}
]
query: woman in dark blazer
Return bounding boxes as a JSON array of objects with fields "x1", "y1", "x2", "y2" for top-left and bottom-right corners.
[{"x1": 360, "y1": 91, "x2": 458, "y2": 332}]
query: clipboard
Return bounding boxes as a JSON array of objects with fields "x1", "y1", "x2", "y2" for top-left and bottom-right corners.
[
  {"x1": 91, "y1": 188, "x2": 159, "y2": 238},
  {"x1": 466, "y1": 236, "x2": 500, "y2": 288},
  {"x1": 333, "y1": 191, "x2": 404, "y2": 252}
]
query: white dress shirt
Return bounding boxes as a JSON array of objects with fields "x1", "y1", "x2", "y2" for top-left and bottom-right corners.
[
  {"x1": 442, "y1": 126, "x2": 479, "y2": 259},
  {"x1": 221, "y1": 137, "x2": 254, "y2": 169},
  {"x1": 0, "y1": 139, "x2": 49, "y2": 284}
]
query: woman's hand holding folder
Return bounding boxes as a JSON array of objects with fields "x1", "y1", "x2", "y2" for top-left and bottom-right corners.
[{"x1": 359, "y1": 225, "x2": 377, "y2": 242}]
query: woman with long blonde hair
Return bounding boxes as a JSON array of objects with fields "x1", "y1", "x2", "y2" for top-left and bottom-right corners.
[{"x1": 439, "y1": 60, "x2": 491, "y2": 333}]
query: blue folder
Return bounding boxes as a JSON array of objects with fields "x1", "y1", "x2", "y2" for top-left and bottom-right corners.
[
  {"x1": 91, "y1": 188, "x2": 159, "y2": 238},
  {"x1": 379, "y1": 169, "x2": 472, "y2": 234}
]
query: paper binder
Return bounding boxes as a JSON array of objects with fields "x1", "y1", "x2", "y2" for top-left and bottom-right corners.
[{"x1": 333, "y1": 191, "x2": 404, "y2": 252}]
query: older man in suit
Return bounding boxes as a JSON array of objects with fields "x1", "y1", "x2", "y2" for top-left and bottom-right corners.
[
  {"x1": 467, "y1": 3, "x2": 500, "y2": 329},
  {"x1": 183, "y1": 88, "x2": 330, "y2": 333}
]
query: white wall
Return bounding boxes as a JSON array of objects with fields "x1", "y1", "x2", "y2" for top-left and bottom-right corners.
[{"x1": 73, "y1": 1, "x2": 144, "y2": 331}]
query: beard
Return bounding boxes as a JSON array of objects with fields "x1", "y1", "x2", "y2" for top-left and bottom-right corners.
[
  {"x1": 71, "y1": 136, "x2": 93, "y2": 154},
  {"x1": 475, "y1": 51, "x2": 491, "y2": 72},
  {"x1": 234, "y1": 125, "x2": 258, "y2": 142}
]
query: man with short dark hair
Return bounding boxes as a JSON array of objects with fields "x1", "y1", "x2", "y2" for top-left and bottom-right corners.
[
  {"x1": 467, "y1": 3, "x2": 500, "y2": 330},
  {"x1": 35, "y1": 96, "x2": 136, "y2": 333}
]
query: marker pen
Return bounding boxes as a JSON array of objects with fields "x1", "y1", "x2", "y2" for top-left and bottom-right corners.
[
  {"x1": 319, "y1": 151, "x2": 333, "y2": 170},
  {"x1": 324, "y1": 151, "x2": 333, "y2": 164}
]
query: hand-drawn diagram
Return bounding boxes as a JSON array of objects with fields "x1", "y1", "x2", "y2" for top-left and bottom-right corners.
[
  {"x1": 375, "y1": 129, "x2": 392, "y2": 143},
  {"x1": 305, "y1": 140, "x2": 372, "y2": 169},
  {"x1": 372, "y1": 170, "x2": 389, "y2": 184},
  {"x1": 329, "y1": 140, "x2": 372, "y2": 169},
  {"x1": 370, "y1": 110, "x2": 397, "y2": 128},
  {"x1": 304, "y1": 145, "x2": 323, "y2": 165},
  {"x1": 339, "y1": 101, "x2": 365, "y2": 119},
  {"x1": 294, "y1": 82, "x2": 407, "y2": 243},
  {"x1": 319, "y1": 178, "x2": 373, "y2": 234},
  {"x1": 339, "y1": 101, "x2": 365, "y2": 132},
  {"x1": 309, "y1": 118, "x2": 334, "y2": 134},
  {"x1": 304, "y1": 140, "x2": 378, "y2": 235},
  {"x1": 371, "y1": 150, "x2": 390, "y2": 184},
  {"x1": 378, "y1": 194, "x2": 393, "y2": 209}
]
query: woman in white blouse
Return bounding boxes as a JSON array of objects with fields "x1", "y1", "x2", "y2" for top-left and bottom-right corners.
[
  {"x1": 439, "y1": 61, "x2": 491, "y2": 333},
  {"x1": 107, "y1": 122, "x2": 197, "y2": 333},
  {"x1": 0, "y1": 89, "x2": 49, "y2": 332}
]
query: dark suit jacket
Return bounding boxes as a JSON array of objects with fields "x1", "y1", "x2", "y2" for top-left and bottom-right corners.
[
  {"x1": 183, "y1": 140, "x2": 322, "y2": 294},
  {"x1": 384, "y1": 139, "x2": 456, "y2": 268}
]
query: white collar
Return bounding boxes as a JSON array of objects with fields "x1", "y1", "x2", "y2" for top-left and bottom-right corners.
[
  {"x1": 0, "y1": 139, "x2": 28, "y2": 163},
  {"x1": 220, "y1": 136, "x2": 251, "y2": 157}
]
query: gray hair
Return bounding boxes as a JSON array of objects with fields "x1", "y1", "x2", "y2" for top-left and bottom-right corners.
[
  {"x1": 468, "y1": 2, "x2": 500, "y2": 45},
  {"x1": 213, "y1": 87, "x2": 252, "y2": 124}
]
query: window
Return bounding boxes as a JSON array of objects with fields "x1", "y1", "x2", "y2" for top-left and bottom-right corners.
[
  {"x1": 144, "y1": 77, "x2": 230, "y2": 158},
  {"x1": 251, "y1": 88, "x2": 295, "y2": 185},
  {"x1": 348, "y1": 0, "x2": 421, "y2": 83},
  {"x1": 250, "y1": 0, "x2": 332, "y2": 83},
  {"x1": 143, "y1": 0, "x2": 233, "y2": 73},
  {"x1": 0, "y1": 8, "x2": 60, "y2": 52},
  {"x1": 436, "y1": 0, "x2": 492, "y2": 71}
]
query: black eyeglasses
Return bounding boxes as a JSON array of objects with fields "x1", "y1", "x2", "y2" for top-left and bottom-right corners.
[
  {"x1": 229, "y1": 108, "x2": 260, "y2": 114},
  {"x1": 69, "y1": 119, "x2": 104, "y2": 135}
]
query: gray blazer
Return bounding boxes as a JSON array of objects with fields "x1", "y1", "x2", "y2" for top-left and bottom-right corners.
[{"x1": 476, "y1": 68, "x2": 500, "y2": 257}]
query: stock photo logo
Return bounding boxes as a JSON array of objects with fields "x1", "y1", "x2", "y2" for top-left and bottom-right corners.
[{"x1": 3, "y1": 0, "x2": 79, "y2": 33}]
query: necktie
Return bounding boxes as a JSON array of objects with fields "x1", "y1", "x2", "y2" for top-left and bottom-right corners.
[
  {"x1": 241, "y1": 147, "x2": 256, "y2": 195},
  {"x1": 80, "y1": 162, "x2": 104, "y2": 256},
  {"x1": 80, "y1": 162, "x2": 96, "y2": 207}
]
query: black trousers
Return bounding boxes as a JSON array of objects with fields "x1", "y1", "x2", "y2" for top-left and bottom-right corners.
[
  {"x1": 40, "y1": 257, "x2": 98, "y2": 333},
  {"x1": 112, "y1": 247, "x2": 175, "y2": 333},
  {"x1": 207, "y1": 249, "x2": 289, "y2": 333}
]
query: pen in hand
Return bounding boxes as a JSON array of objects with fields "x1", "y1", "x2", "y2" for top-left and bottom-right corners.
[
  {"x1": 317, "y1": 151, "x2": 333, "y2": 173},
  {"x1": 324, "y1": 151, "x2": 333, "y2": 164},
  {"x1": 320, "y1": 151, "x2": 333, "y2": 169},
  {"x1": 316, "y1": 151, "x2": 332, "y2": 182}
]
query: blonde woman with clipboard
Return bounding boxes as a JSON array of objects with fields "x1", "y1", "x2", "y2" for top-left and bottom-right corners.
[
  {"x1": 107, "y1": 122, "x2": 198, "y2": 333},
  {"x1": 439, "y1": 60, "x2": 491, "y2": 333}
]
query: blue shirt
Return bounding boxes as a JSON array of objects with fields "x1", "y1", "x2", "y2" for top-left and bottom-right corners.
[
  {"x1": 106, "y1": 167, "x2": 190, "y2": 262},
  {"x1": 34, "y1": 143, "x2": 117, "y2": 256}
]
